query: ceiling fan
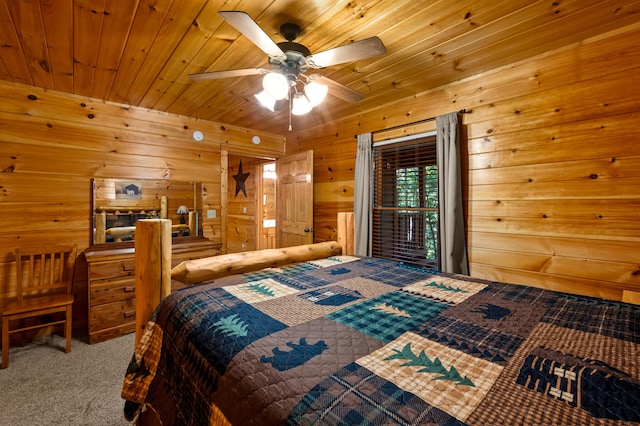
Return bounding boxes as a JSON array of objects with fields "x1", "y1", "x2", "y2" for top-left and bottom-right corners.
[{"x1": 189, "y1": 11, "x2": 387, "y2": 128}]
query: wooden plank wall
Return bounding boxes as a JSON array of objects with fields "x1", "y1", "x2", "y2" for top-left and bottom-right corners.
[
  {"x1": 0, "y1": 84, "x2": 284, "y2": 328},
  {"x1": 226, "y1": 155, "x2": 260, "y2": 253},
  {"x1": 287, "y1": 24, "x2": 640, "y2": 302},
  {"x1": 224, "y1": 156, "x2": 277, "y2": 253}
]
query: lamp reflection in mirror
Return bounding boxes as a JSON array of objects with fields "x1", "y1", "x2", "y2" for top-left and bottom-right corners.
[{"x1": 176, "y1": 205, "x2": 189, "y2": 224}]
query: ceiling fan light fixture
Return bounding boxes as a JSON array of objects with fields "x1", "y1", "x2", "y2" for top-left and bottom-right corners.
[
  {"x1": 291, "y1": 91, "x2": 312, "y2": 115},
  {"x1": 304, "y1": 80, "x2": 328, "y2": 106},
  {"x1": 254, "y1": 90, "x2": 276, "y2": 111},
  {"x1": 190, "y1": 12, "x2": 387, "y2": 131},
  {"x1": 262, "y1": 72, "x2": 289, "y2": 100}
]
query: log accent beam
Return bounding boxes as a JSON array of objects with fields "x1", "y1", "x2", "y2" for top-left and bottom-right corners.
[
  {"x1": 134, "y1": 219, "x2": 172, "y2": 347},
  {"x1": 171, "y1": 241, "x2": 342, "y2": 285}
]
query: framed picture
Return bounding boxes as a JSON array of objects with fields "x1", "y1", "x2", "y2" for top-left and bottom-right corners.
[{"x1": 116, "y1": 182, "x2": 143, "y2": 199}]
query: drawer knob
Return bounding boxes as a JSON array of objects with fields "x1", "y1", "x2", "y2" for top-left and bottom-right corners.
[{"x1": 123, "y1": 310, "x2": 135, "y2": 318}]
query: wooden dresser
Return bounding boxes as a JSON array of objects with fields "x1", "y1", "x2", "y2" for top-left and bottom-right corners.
[{"x1": 85, "y1": 237, "x2": 221, "y2": 344}]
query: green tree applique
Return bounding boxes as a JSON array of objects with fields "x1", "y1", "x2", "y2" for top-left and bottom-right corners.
[
  {"x1": 424, "y1": 281, "x2": 468, "y2": 293},
  {"x1": 385, "y1": 343, "x2": 475, "y2": 387},
  {"x1": 371, "y1": 302, "x2": 411, "y2": 318},
  {"x1": 245, "y1": 283, "x2": 276, "y2": 297},
  {"x1": 213, "y1": 314, "x2": 249, "y2": 337}
]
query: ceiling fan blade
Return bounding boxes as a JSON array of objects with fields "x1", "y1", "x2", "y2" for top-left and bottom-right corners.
[
  {"x1": 189, "y1": 68, "x2": 270, "y2": 81},
  {"x1": 307, "y1": 36, "x2": 386, "y2": 68},
  {"x1": 218, "y1": 11, "x2": 286, "y2": 61},
  {"x1": 311, "y1": 74, "x2": 365, "y2": 104}
]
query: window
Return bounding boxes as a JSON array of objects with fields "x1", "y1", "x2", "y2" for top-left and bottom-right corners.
[{"x1": 372, "y1": 133, "x2": 438, "y2": 268}]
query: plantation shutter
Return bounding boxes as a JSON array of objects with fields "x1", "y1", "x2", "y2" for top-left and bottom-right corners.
[{"x1": 371, "y1": 134, "x2": 438, "y2": 268}]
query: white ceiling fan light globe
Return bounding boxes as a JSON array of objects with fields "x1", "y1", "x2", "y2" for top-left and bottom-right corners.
[
  {"x1": 254, "y1": 90, "x2": 276, "y2": 111},
  {"x1": 291, "y1": 92, "x2": 312, "y2": 115},
  {"x1": 304, "y1": 80, "x2": 328, "y2": 106},
  {"x1": 262, "y1": 72, "x2": 289, "y2": 100}
]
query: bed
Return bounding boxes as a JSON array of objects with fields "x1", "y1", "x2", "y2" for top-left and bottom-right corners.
[{"x1": 121, "y1": 222, "x2": 640, "y2": 425}]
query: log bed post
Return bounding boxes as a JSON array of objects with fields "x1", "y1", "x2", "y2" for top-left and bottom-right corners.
[
  {"x1": 337, "y1": 212, "x2": 355, "y2": 255},
  {"x1": 160, "y1": 195, "x2": 167, "y2": 219},
  {"x1": 94, "y1": 211, "x2": 106, "y2": 244},
  {"x1": 134, "y1": 219, "x2": 172, "y2": 347},
  {"x1": 188, "y1": 211, "x2": 196, "y2": 236}
]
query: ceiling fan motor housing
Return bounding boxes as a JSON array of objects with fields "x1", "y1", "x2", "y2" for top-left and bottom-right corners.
[
  {"x1": 280, "y1": 23, "x2": 301, "y2": 42},
  {"x1": 266, "y1": 22, "x2": 311, "y2": 78},
  {"x1": 269, "y1": 42, "x2": 311, "y2": 79}
]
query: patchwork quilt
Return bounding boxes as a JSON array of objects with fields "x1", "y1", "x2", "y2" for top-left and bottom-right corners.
[{"x1": 121, "y1": 256, "x2": 640, "y2": 425}]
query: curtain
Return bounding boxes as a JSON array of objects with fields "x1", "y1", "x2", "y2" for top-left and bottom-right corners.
[
  {"x1": 354, "y1": 133, "x2": 372, "y2": 256},
  {"x1": 436, "y1": 112, "x2": 469, "y2": 274}
]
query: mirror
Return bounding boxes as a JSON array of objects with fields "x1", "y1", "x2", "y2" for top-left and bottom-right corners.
[{"x1": 92, "y1": 178, "x2": 203, "y2": 245}]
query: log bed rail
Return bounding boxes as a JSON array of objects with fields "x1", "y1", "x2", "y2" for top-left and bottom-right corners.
[
  {"x1": 133, "y1": 212, "x2": 355, "y2": 346},
  {"x1": 170, "y1": 241, "x2": 342, "y2": 285}
]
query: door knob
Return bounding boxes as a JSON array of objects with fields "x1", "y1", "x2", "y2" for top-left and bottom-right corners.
[{"x1": 303, "y1": 227, "x2": 315, "y2": 233}]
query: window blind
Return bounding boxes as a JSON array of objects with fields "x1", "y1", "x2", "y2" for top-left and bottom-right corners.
[{"x1": 372, "y1": 134, "x2": 438, "y2": 268}]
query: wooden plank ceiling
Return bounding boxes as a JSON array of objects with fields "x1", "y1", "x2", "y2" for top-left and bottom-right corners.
[{"x1": 0, "y1": 0, "x2": 638, "y2": 135}]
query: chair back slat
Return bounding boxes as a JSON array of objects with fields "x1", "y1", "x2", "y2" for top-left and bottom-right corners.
[{"x1": 15, "y1": 245, "x2": 77, "y2": 302}]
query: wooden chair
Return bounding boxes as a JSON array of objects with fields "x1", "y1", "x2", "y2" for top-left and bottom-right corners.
[{"x1": 1, "y1": 244, "x2": 77, "y2": 369}]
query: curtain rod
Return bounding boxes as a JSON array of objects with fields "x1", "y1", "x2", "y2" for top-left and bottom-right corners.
[{"x1": 354, "y1": 109, "x2": 467, "y2": 139}]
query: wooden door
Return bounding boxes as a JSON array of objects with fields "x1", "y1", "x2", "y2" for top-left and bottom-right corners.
[{"x1": 276, "y1": 150, "x2": 313, "y2": 247}]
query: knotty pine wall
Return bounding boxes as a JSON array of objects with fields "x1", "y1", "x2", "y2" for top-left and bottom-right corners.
[
  {"x1": 288, "y1": 24, "x2": 640, "y2": 302},
  {"x1": 0, "y1": 84, "x2": 284, "y2": 328},
  {"x1": 226, "y1": 155, "x2": 260, "y2": 253},
  {"x1": 224, "y1": 155, "x2": 277, "y2": 252}
]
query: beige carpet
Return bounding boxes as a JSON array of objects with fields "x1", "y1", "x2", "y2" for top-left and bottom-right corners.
[{"x1": 0, "y1": 332, "x2": 135, "y2": 426}]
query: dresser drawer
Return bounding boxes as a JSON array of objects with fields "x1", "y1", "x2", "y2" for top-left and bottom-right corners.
[
  {"x1": 89, "y1": 299, "x2": 136, "y2": 332},
  {"x1": 89, "y1": 278, "x2": 136, "y2": 306},
  {"x1": 88, "y1": 259, "x2": 136, "y2": 282}
]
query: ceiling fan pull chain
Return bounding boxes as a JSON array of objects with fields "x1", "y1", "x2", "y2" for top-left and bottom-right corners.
[{"x1": 288, "y1": 89, "x2": 293, "y2": 132}]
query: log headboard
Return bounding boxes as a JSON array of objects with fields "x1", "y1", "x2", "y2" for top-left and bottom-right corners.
[{"x1": 133, "y1": 212, "x2": 355, "y2": 346}]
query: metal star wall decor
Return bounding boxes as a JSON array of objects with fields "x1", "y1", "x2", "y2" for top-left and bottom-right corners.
[{"x1": 233, "y1": 161, "x2": 250, "y2": 197}]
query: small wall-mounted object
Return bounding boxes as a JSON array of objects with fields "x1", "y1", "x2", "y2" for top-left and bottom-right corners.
[
  {"x1": 192, "y1": 130, "x2": 204, "y2": 141},
  {"x1": 207, "y1": 209, "x2": 217, "y2": 219},
  {"x1": 233, "y1": 161, "x2": 250, "y2": 197},
  {"x1": 251, "y1": 135, "x2": 261, "y2": 145}
]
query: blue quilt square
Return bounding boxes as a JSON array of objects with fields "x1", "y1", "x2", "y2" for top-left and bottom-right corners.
[
  {"x1": 327, "y1": 291, "x2": 448, "y2": 343},
  {"x1": 543, "y1": 295, "x2": 640, "y2": 344},
  {"x1": 274, "y1": 271, "x2": 333, "y2": 290},
  {"x1": 286, "y1": 362, "x2": 465, "y2": 426},
  {"x1": 189, "y1": 301, "x2": 288, "y2": 374},
  {"x1": 416, "y1": 314, "x2": 523, "y2": 364},
  {"x1": 363, "y1": 262, "x2": 439, "y2": 288},
  {"x1": 243, "y1": 262, "x2": 319, "y2": 282}
]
